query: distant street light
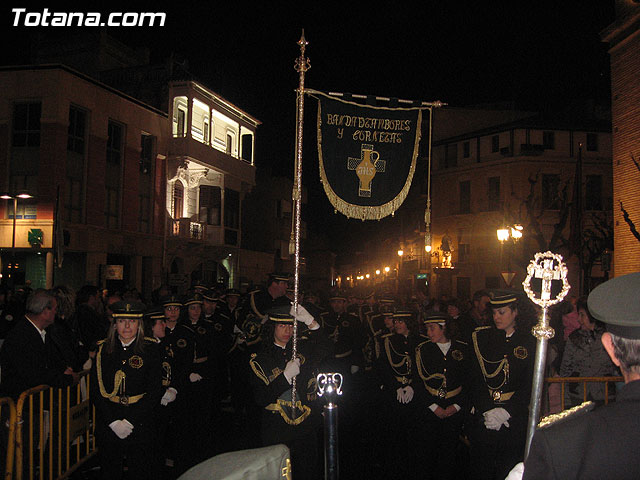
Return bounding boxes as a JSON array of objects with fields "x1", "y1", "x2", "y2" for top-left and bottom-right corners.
[{"x1": 397, "y1": 249, "x2": 404, "y2": 257}]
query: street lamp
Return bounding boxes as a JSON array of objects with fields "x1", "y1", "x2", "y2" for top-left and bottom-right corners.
[
  {"x1": 496, "y1": 223, "x2": 523, "y2": 287},
  {"x1": 1, "y1": 191, "x2": 33, "y2": 286},
  {"x1": 497, "y1": 224, "x2": 523, "y2": 243}
]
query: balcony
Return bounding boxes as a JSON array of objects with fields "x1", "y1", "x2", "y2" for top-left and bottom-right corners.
[{"x1": 172, "y1": 219, "x2": 206, "y2": 241}]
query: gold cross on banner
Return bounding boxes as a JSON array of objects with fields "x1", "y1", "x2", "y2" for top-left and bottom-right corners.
[{"x1": 347, "y1": 144, "x2": 386, "y2": 197}]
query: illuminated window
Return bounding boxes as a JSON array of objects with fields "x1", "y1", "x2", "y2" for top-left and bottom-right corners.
[{"x1": 172, "y1": 97, "x2": 188, "y2": 137}]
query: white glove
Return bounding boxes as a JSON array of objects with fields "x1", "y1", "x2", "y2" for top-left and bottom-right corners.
[
  {"x1": 290, "y1": 305, "x2": 314, "y2": 326},
  {"x1": 403, "y1": 385, "x2": 414, "y2": 403},
  {"x1": 484, "y1": 407, "x2": 511, "y2": 430},
  {"x1": 189, "y1": 373, "x2": 203, "y2": 383},
  {"x1": 82, "y1": 357, "x2": 92, "y2": 371},
  {"x1": 505, "y1": 462, "x2": 524, "y2": 480},
  {"x1": 283, "y1": 357, "x2": 300, "y2": 384},
  {"x1": 109, "y1": 419, "x2": 134, "y2": 439},
  {"x1": 396, "y1": 387, "x2": 405, "y2": 403},
  {"x1": 350, "y1": 365, "x2": 360, "y2": 375},
  {"x1": 160, "y1": 387, "x2": 177, "y2": 406}
]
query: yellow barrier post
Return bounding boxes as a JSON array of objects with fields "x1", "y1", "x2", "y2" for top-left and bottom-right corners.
[{"x1": 0, "y1": 396, "x2": 17, "y2": 480}]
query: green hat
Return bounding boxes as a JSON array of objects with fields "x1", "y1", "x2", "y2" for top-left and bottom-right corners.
[
  {"x1": 111, "y1": 301, "x2": 146, "y2": 319},
  {"x1": 588, "y1": 272, "x2": 640, "y2": 339}
]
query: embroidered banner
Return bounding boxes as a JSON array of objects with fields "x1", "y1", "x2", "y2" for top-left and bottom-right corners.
[{"x1": 315, "y1": 92, "x2": 425, "y2": 220}]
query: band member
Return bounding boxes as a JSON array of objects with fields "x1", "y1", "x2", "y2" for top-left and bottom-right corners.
[
  {"x1": 249, "y1": 306, "x2": 331, "y2": 480},
  {"x1": 90, "y1": 301, "x2": 162, "y2": 480},
  {"x1": 376, "y1": 310, "x2": 423, "y2": 480},
  {"x1": 468, "y1": 291, "x2": 535, "y2": 480},
  {"x1": 160, "y1": 295, "x2": 196, "y2": 474},
  {"x1": 414, "y1": 311, "x2": 470, "y2": 480}
]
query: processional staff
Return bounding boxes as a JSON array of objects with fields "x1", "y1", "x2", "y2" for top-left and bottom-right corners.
[
  {"x1": 290, "y1": 30, "x2": 310, "y2": 411},
  {"x1": 522, "y1": 251, "x2": 571, "y2": 460}
]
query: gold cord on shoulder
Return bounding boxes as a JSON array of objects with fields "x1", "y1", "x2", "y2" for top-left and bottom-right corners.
[
  {"x1": 472, "y1": 330, "x2": 509, "y2": 388},
  {"x1": 96, "y1": 343, "x2": 126, "y2": 399}
]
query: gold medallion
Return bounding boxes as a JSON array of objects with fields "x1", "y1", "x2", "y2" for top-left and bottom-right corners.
[
  {"x1": 129, "y1": 355, "x2": 143, "y2": 369},
  {"x1": 215, "y1": 323, "x2": 223, "y2": 331},
  {"x1": 451, "y1": 350, "x2": 463, "y2": 361},
  {"x1": 514, "y1": 346, "x2": 528, "y2": 359},
  {"x1": 438, "y1": 387, "x2": 447, "y2": 399},
  {"x1": 342, "y1": 320, "x2": 350, "y2": 328},
  {"x1": 177, "y1": 339, "x2": 187, "y2": 348},
  {"x1": 492, "y1": 390, "x2": 502, "y2": 402},
  {"x1": 119, "y1": 395, "x2": 129, "y2": 405},
  {"x1": 197, "y1": 326, "x2": 207, "y2": 335}
]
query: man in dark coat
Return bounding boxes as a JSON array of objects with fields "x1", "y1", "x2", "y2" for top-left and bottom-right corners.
[
  {"x1": 0, "y1": 289, "x2": 77, "y2": 398},
  {"x1": 523, "y1": 272, "x2": 640, "y2": 480}
]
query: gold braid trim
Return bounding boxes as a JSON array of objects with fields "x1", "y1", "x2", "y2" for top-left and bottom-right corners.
[
  {"x1": 472, "y1": 330, "x2": 509, "y2": 387},
  {"x1": 314, "y1": 92, "x2": 425, "y2": 220},
  {"x1": 96, "y1": 343, "x2": 126, "y2": 399},
  {"x1": 537, "y1": 401, "x2": 595, "y2": 429},
  {"x1": 415, "y1": 346, "x2": 447, "y2": 383},
  {"x1": 249, "y1": 354, "x2": 270, "y2": 386},
  {"x1": 384, "y1": 336, "x2": 411, "y2": 373},
  {"x1": 265, "y1": 399, "x2": 311, "y2": 426}
]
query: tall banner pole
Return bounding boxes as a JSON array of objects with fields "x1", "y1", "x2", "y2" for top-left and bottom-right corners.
[
  {"x1": 424, "y1": 107, "x2": 433, "y2": 253},
  {"x1": 522, "y1": 251, "x2": 570, "y2": 460},
  {"x1": 291, "y1": 30, "x2": 310, "y2": 409}
]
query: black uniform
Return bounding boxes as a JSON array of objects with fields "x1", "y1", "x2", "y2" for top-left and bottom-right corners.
[
  {"x1": 90, "y1": 337, "x2": 163, "y2": 480},
  {"x1": 320, "y1": 310, "x2": 363, "y2": 377},
  {"x1": 414, "y1": 338, "x2": 471, "y2": 480},
  {"x1": 468, "y1": 326, "x2": 535, "y2": 480},
  {"x1": 249, "y1": 325, "x2": 331, "y2": 480},
  {"x1": 524, "y1": 380, "x2": 640, "y2": 479},
  {"x1": 157, "y1": 323, "x2": 195, "y2": 473},
  {"x1": 376, "y1": 332, "x2": 422, "y2": 480}
]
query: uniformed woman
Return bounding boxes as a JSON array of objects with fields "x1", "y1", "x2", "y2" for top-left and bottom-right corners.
[
  {"x1": 182, "y1": 293, "x2": 216, "y2": 466},
  {"x1": 376, "y1": 310, "x2": 423, "y2": 480},
  {"x1": 468, "y1": 290, "x2": 536, "y2": 480},
  {"x1": 414, "y1": 311, "x2": 470, "y2": 480},
  {"x1": 249, "y1": 305, "x2": 331, "y2": 480},
  {"x1": 90, "y1": 301, "x2": 162, "y2": 480},
  {"x1": 160, "y1": 295, "x2": 196, "y2": 474}
]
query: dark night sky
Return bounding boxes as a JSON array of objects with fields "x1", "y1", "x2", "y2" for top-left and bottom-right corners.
[{"x1": 1, "y1": 1, "x2": 616, "y2": 255}]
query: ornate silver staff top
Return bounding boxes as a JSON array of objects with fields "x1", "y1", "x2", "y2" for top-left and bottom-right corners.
[
  {"x1": 523, "y1": 251, "x2": 571, "y2": 340},
  {"x1": 522, "y1": 251, "x2": 571, "y2": 459}
]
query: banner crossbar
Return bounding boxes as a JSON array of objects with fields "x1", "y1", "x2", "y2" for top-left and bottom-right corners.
[{"x1": 306, "y1": 88, "x2": 446, "y2": 108}]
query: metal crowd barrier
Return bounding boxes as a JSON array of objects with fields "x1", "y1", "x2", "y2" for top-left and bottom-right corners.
[
  {"x1": 1, "y1": 396, "x2": 17, "y2": 480},
  {"x1": 9, "y1": 371, "x2": 96, "y2": 480},
  {"x1": 544, "y1": 375, "x2": 624, "y2": 413}
]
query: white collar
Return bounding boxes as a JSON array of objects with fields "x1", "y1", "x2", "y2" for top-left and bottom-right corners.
[{"x1": 26, "y1": 315, "x2": 47, "y2": 342}]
